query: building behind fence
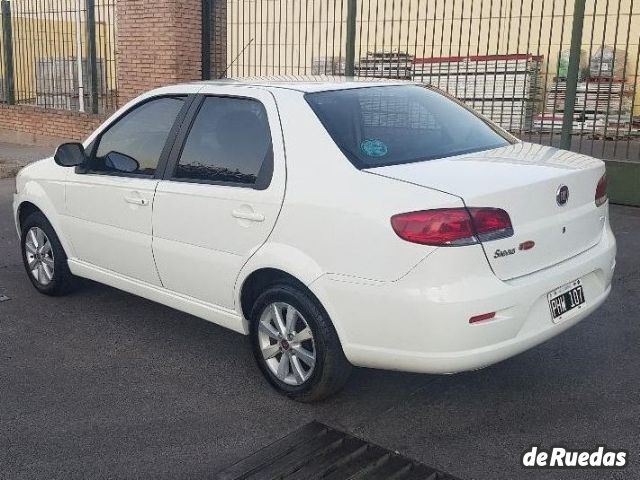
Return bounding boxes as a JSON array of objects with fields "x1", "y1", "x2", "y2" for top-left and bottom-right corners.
[
  {"x1": 225, "y1": 0, "x2": 640, "y2": 161},
  {"x1": 0, "y1": 0, "x2": 117, "y2": 114}
]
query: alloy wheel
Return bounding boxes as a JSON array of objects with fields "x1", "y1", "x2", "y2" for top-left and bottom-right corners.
[
  {"x1": 257, "y1": 302, "x2": 316, "y2": 386},
  {"x1": 24, "y1": 227, "x2": 55, "y2": 286}
]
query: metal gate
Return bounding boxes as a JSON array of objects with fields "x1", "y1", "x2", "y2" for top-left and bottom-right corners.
[{"x1": 0, "y1": 0, "x2": 118, "y2": 113}]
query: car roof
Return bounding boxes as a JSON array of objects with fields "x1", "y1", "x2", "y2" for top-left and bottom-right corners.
[{"x1": 190, "y1": 75, "x2": 411, "y2": 93}]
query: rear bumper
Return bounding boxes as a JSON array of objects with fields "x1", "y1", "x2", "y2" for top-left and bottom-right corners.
[{"x1": 312, "y1": 222, "x2": 616, "y2": 374}]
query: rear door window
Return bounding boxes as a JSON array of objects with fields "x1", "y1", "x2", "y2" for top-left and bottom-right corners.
[
  {"x1": 305, "y1": 85, "x2": 514, "y2": 169},
  {"x1": 173, "y1": 96, "x2": 273, "y2": 187}
]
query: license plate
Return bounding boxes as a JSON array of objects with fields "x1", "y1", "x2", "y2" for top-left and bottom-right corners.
[{"x1": 547, "y1": 279, "x2": 586, "y2": 323}]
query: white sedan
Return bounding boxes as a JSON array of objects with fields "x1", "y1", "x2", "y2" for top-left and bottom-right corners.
[{"x1": 13, "y1": 79, "x2": 616, "y2": 401}]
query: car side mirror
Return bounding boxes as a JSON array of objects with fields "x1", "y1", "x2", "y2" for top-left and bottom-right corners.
[
  {"x1": 105, "y1": 151, "x2": 140, "y2": 174},
  {"x1": 54, "y1": 142, "x2": 86, "y2": 167}
]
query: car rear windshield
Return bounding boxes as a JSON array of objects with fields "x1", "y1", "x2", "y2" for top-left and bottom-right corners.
[{"x1": 305, "y1": 84, "x2": 514, "y2": 169}]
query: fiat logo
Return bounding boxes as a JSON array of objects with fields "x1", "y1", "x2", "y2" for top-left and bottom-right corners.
[{"x1": 556, "y1": 185, "x2": 569, "y2": 206}]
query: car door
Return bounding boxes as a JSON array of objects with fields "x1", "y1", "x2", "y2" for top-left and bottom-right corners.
[
  {"x1": 152, "y1": 87, "x2": 286, "y2": 309},
  {"x1": 61, "y1": 93, "x2": 195, "y2": 285}
]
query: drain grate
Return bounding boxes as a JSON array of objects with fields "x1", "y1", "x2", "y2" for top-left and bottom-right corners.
[{"x1": 215, "y1": 421, "x2": 461, "y2": 480}]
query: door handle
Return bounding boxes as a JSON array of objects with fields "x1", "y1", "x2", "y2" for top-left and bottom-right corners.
[
  {"x1": 124, "y1": 196, "x2": 149, "y2": 206},
  {"x1": 232, "y1": 209, "x2": 265, "y2": 222}
]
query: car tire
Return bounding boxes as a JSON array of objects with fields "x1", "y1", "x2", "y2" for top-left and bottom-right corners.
[
  {"x1": 250, "y1": 282, "x2": 352, "y2": 402},
  {"x1": 20, "y1": 211, "x2": 77, "y2": 296}
]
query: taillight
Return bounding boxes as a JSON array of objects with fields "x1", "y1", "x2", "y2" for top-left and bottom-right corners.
[
  {"x1": 468, "y1": 207, "x2": 514, "y2": 241},
  {"x1": 391, "y1": 207, "x2": 513, "y2": 246},
  {"x1": 595, "y1": 174, "x2": 608, "y2": 207}
]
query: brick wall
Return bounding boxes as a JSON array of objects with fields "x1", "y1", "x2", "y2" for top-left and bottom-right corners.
[
  {"x1": 0, "y1": 104, "x2": 108, "y2": 143},
  {"x1": 117, "y1": 0, "x2": 204, "y2": 103}
]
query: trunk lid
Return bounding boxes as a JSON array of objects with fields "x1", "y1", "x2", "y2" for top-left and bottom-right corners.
[{"x1": 367, "y1": 143, "x2": 607, "y2": 280}]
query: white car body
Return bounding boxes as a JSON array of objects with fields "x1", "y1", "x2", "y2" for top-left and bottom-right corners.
[{"x1": 13, "y1": 79, "x2": 616, "y2": 375}]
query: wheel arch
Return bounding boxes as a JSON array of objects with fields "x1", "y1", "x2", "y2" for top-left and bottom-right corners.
[
  {"x1": 235, "y1": 240, "x2": 351, "y2": 339},
  {"x1": 238, "y1": 266, "x2": 350, "y2": 356},
  {"x1": 240, "y1": 267, "x2": 324, "y2": 324},
  {"x1": 15, "y1": 190, "x2": 75, "y2": 259},
  {"x1": 235, "y1": 242, "x2": 352, "y2": 340},
  {"x1": 17, "y1": 201, "x2": 42, "y2": 229}
]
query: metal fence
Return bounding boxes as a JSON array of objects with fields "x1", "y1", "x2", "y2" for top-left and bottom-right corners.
[
  {"x1": 0, "y1": 0, "x2": 118, "y2": 113},
  {"x1": 224, "y1": 0, "x2": 640, "y2": 162}
]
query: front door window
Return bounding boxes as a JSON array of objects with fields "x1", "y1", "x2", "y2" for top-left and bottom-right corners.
[{"x1": 91, "y1": 96, "x2": 185, "y2": 176}]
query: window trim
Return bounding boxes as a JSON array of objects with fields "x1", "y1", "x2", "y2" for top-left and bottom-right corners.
[
  {"x1": 162, "y1": 94, "x2": 274, "y2": 190},
  {"x1": 78, "y1": 94, "x2": 195, "y2": 179}
]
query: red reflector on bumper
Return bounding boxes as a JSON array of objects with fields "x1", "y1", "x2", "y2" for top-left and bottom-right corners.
[
  {"x1": 519, "y1": 240, "x2": 535, "y2": 251},
  {"x1": 469, "y1": 312, "x2": 496, "y2": 324}
]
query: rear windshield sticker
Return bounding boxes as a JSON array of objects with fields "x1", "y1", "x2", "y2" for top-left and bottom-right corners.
[{"x1": 360, "y1": 139, "x2": 388, "y2": 157}]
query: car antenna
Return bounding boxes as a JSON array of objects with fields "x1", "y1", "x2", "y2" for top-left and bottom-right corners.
[{"x1": 219, "y1": 38, "x2": 254, "y2": 79}]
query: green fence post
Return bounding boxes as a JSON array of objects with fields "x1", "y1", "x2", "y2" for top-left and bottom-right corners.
[
  {"x1": 86, "y1": 0, "x2": 99, "y2": 113},
  {"x1": 345, "y1": 0, "x2": 357, "y2": 77},
  {"x1": 1, "y1": 0, "x2": 15, "y2": 104},
  {"x1": 560, "y1": 0, "x2": 586, "y2": 150}
]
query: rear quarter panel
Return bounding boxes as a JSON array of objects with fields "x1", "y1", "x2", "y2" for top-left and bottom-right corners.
[{"x1": 258, "y1": 89, "x2": 465, "y2": 283}]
